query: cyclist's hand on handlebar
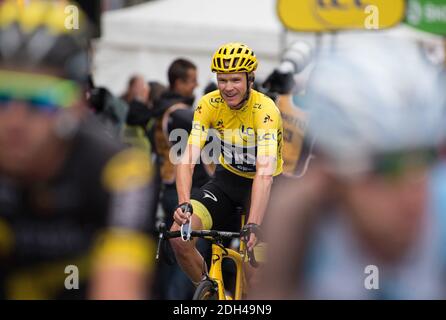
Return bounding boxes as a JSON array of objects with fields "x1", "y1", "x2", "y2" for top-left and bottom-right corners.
[
  {"x1": 241, "y1": 223, "x2": 262, "y2": 251},
  {"x1": 173, "y1": 202, "x2": 192, "y2": 226},
  {"x1": 173, "y1": 207, "x2": 190, "y2": 225},
  {"x1": 247, "y1": 233, "x2": 257, "y2": 252},
  {"x1": 241, "y1": 223, "x2": 263, "y2": 268}
]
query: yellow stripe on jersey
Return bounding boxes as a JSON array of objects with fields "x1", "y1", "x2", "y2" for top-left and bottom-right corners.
[
  {"x1": 92, "y1": 228, "x2": 155, "y2": 273},
  {"x1": 102, "y1": 148, "x2": 153, "y2": 193}
]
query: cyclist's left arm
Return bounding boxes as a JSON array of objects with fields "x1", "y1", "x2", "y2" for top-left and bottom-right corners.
[
  {"x1": 246, "y1": 156, "x2": 276, "y2": 250},
  {"x1": 246, "y1": 102, "x2": 282, "y2": 250}
]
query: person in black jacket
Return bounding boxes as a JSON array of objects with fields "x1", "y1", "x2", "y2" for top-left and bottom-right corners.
[{"x1": 152, "y1": 58, "x2": 214, "y2": 300}]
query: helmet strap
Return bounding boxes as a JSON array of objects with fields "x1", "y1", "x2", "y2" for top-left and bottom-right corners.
[{"x1": 232, "y1": 72, "x2": 254, "y2": 110}]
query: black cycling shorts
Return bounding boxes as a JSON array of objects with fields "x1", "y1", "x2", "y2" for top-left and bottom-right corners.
[{"x1": 190, "y1": 166, "x2": 253, "y2": 231}]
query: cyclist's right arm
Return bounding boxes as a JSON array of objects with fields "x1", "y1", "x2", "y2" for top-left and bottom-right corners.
[
  {"x1": 174, "y1": 144, "x2": 201, "y2": 226},
  {"x1": 174, "y1": 100, "x2": 211, "y2": 225},
  {"x1": 176, "y1": 144, "x2": 201, "y2": 204}
]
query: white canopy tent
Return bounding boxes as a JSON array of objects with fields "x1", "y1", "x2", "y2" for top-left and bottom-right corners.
[
  {"x1": 93, "y1": 0, "x2": 445, "y2": 96},
  {"x1": 93, "y1": 0, "x2": 286, "y2": 96}
]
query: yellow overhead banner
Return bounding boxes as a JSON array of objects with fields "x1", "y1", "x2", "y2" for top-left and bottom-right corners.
[{"x1": 278, "y1": 0, "x2": 405, "y2": 32}]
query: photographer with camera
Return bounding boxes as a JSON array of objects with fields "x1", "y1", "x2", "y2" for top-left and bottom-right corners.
[{"x1": 263, "y1": 41, "x2": 315, "y2": 178}]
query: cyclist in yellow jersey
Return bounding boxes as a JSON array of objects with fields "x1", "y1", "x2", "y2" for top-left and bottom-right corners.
[
  {"x1": 188, "y1": 87, "x2": 283, "y2": 178},
  {"x1": 169, "y1": 43, "x2": 283, "y2": 285}
]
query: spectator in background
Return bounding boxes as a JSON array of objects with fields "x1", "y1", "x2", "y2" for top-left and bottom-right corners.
[
  {"x1": 262, "y1": 41, "x2": 314, "y2": 178},
  {"x1": 145, "y1": 80, "x2": 168, "y2": 150},
  {"x1": 121, "y1": 74, "x2": 150, "y2": 105},
  {"x1": 121, "y1": 77, "x2": 162, "y2": 238},
  {"x1": 148, "y1": 81, "x2": 168, "y2": 110},
  {"x1": 88, "y1": 81, "x2": 128, "y2": 138},
  {"x1": 153, "y1": 59, "x2": 214, "y2": 222},
  {"x1": 146, "y1": 80, "x2": 168, "y2": 158},
  {"x1": 152, "y1": 58, "x2": 213, "y2": 300},
  {"x1": 120, "y1": 74, "x2": 152, "y2": 151},
  {"x1": 203, "y1": 81, "x2": 217, "y2": 95},
  {"x1": 122, "y1": 75, "x2": 152, "y2": 149}
]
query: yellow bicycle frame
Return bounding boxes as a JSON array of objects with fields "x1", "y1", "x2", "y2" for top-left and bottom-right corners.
[{"x1": 206, "y1": 216, "x2": 247, "y2": 300}]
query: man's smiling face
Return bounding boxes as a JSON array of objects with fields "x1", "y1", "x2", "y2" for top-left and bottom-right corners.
[{"x1": 216, "y1": 72, "x2": 248, "y2": 109}]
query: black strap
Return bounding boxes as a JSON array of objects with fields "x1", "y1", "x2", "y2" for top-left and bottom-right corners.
[
  {"x1": 176, "y1": 202, "x2": 193, "y2": 215},
  {"x1": 240, "y1": 223, "x2": 263, "y2": 242}
]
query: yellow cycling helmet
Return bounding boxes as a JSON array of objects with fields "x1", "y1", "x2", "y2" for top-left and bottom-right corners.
[{"x1": 211, "y1": 42, "x2": 258, "y2": 73}]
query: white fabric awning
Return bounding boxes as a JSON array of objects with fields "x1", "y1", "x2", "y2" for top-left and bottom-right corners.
[{"x1": 94, "y1": 0, "x2": 284, "y2": 95}]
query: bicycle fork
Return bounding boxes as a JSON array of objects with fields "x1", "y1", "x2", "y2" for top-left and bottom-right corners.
[{"x1": 207, "y1": 244, "x2": 246, "y2": 300}]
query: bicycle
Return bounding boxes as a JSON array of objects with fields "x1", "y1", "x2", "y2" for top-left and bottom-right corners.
[{"x1": 156, "y1": 207, "x2": 262, "y2": 300}]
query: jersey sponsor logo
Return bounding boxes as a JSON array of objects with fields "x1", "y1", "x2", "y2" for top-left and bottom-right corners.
[
  {"x1": 196, "y1": 105, "x2": 203, "y2": 113},
  {"x1": 239, "y1": 125, "x2": 256, "y2": 143},
  {"x1": 239, "y1": 104, "x2": 249, "y2": 113},
  {"x1": 203, "y1": 189, "x2": 218, "y2": 202},
  {"x1": 192, "y1": 122, "x2": 206, "y2": 132},
  {"x1": 263, "y1": 114, "x2": 273, "y2": 123},
  {"x1": 231, "y1": 163, "x2": 257, "y2": 172},
  {"x1": 209, "y1": 97, "x2": 225, "y2": 107},
  {"x1": 240, "y1": 125, "x2": 255, "y2": 136},
  {"x1": 253, "y1": 103, "x2": 262, "y2": 110},
  {"x1": 215, "y1": 120, "x2": 225, "y2": 135},
  {"x1": 258, "y1": 129, "x2": 283, "y2": 145},
  {"x1": 258, "y1": 132, "x2": 278, "y2": 142},
  {"x1": 221, "y1": 143, "x2": 257, "y2": 172}
]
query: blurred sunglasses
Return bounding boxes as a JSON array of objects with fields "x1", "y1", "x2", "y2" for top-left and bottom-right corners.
[
  {"x1": 0, "y1": 70, "x2": 81, "y2": 113},
  {"x1": 372, "y1": 148, "x2": 438, "y2": 179}
]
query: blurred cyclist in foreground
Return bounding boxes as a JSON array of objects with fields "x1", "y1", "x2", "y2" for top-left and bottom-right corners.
[
  {"x1": 0, "y1": 1, "x2": 155, "y2": 299},
  {"x1": 254, "y1": 36, "x2": 446, "y2": 299}
]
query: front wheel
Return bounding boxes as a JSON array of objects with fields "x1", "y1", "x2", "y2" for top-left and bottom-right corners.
[{"x1": 192, "y1": 279, "x2": 219, "y2": 300}]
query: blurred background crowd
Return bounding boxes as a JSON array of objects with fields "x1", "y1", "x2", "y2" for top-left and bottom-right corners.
[{"x1": 0, "y1": 0, "x2": 446, "y2": 300}]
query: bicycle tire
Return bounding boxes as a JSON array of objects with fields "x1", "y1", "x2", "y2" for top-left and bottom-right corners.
[{"x1": 192, "y1": 280, "x2": 219, "y2": 300}]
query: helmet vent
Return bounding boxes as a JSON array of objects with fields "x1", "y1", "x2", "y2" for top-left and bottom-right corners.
[{"x1": 211, "y1": 42, "x2": 257, "y2": 73}]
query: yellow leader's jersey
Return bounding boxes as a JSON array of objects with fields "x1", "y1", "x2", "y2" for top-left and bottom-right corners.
[{"x1": 188, "y1": 89, "x2": 283, "y2": 179}]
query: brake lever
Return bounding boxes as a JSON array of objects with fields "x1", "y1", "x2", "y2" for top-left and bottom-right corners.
[
  {"x1": 247, "y1": 248, "x2": 259, "y2": 268},
  {"x1": 181, "y1": 221, "x2": 192, "y2": 241},
  {"x1": 241, "y1": 223, "x2": 263, "y2": 268},
  {"x1": 179, "y1": 203, "x2": 193, "y2": 241}
]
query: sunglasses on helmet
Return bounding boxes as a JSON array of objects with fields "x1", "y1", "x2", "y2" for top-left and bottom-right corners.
[{"x1": 0, "y1": 70, "x2": 81, "y2": 113}]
